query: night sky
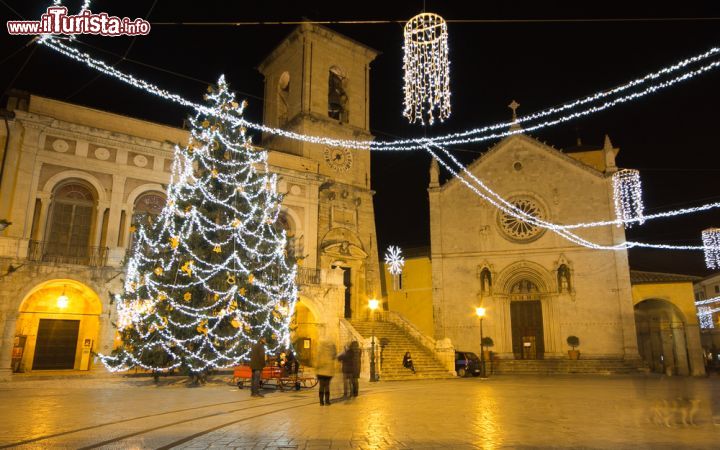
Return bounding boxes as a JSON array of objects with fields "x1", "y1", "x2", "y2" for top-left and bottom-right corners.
[{"x1": 3, "y1": 1, "x2": 720, "y2": 275}]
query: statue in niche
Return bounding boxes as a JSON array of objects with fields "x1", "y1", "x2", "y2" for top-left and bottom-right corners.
[
  {"x1": 558, "y1": 264, "x2": 571, "y2": 293},
  {"x1": 480, "y1": 268, "x2": 492, "y2": 294}
]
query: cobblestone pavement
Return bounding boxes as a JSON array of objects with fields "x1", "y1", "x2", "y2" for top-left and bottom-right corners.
[{"x1": 0, "y1": 374, "x2": 718, "y2": 449}]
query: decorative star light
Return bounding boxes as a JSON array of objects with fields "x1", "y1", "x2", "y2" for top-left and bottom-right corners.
[
  {"x1": 385, "y1": 246, "x2": 405, "y2": 276},
  {"x1": 612, "y1": 169, "x2": 645, "y2": 228},
  {"x1": 403, "y1": 12, "x2": 451, "y2": 125}
]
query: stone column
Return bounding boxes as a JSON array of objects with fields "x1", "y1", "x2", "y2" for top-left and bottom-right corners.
[
  {"x1": 0, "y1": 310, "x2": 19, "y2": 380},
  {"x1": 660, "y1": 320, "x2": 676, "y2": 375},
  {"x1": 93, "y1": 201, "x2": 110, "y2": 248},
  {"x1": 105, "y1": 175, "x2": 126, "y2": 248},
  {"x1": 684, "y1": 323, "x2": 707, "y2": 376},
  {"x1": 671, "y1": 323, "x2": 690, "y2": 376},
  {"x1": 33, "y1": 192, "x2": 52, "y2": 241}
]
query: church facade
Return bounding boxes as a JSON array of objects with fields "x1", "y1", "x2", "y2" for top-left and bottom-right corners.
[
  {"x1": 0, "y1": 24, "x2": 380, "y2": 377},
  {"x1": 424, "y1": 129, "x2": 706, "y2": 375}
]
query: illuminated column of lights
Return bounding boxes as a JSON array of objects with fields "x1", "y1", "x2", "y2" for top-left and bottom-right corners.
[
  {"x1": 702, "y1": 228, "x2": 720, "y2": 269},
  {"x1": 612, "y1": 169, "x2": 645, "y2": 228},
  {"x1": 698, "y1": 306, "x2": 715, "y2": 329},
  {"x1": 403, "y1": 12, "x2": 451, "y2": 125}
]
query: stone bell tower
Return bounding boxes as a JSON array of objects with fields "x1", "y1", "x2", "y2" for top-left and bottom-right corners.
[{"x1": 258, "y1": 24, "x2": 382, "y2": 319}]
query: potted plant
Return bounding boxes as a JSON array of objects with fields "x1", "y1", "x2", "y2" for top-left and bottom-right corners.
[
  {"x1": 567, "y1": 335, "x2": 580, "y2": 360},
  {"x1": 481, "y1": 336, "x2": 494, "y2": 362}
]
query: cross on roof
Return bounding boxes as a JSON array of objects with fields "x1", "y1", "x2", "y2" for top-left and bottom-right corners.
[{"x1": 508, "y1": 100, "x2": 520, "y2": 122}]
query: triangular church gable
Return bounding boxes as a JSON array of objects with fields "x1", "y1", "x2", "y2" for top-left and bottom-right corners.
[{"x1": 440, "y1": 134, "x2": 607, "y2": 194}]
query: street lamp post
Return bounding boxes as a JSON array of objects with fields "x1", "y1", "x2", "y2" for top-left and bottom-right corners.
[
  {"x1": 369, "y1": 298, "x2": 380, "y2": 382},
  {"x1": 476, "y1": 306, "x2": 487, "y2": 378}
]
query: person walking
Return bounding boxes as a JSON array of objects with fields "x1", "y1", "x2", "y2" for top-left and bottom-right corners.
[
  {"x1": 316, "y1": 340, "x2": 337, "y2": 405},
  {"x1": 403, "y1": 351, "x2": 416, "y2": 374},
  {"x1": 338, "y1": 340, "x2": 360, "y2": 399},
  {"x1": 250, "y1": 337, "x2": 266, "y2": 397}
]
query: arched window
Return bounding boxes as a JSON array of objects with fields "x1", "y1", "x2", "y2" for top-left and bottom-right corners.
[
  {"x1": 557, "y1": 264, "x2": 571, "y2": 293},
  {"x1": 328, "y1": 66, "x2": 348, "y2": 123},
  {"x1": 131, "y1": 192, "x2": 165, "y2": 234},
  {"x1": 277, "y1": 71, "x2": 290, "y2": 126},
  {"x1": 46, "y1": 182, "x2": 96, "y2": 259},
  {"x1": 126, "y1": 192, "x2": 165, "y2": 251},
  {"x1": 275, "y1": 211, "x2": 302, "y2": 260}
]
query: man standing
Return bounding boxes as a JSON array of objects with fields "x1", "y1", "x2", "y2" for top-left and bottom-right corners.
[
  {"x1": 338, "y1": 341, "x2": 361, "y2": 399},
  {"x1": 250, "y1": 337, "x2": 266, "y2": 397}
]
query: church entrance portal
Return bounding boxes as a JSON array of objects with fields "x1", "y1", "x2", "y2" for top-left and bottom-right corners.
[{"x1": 510, "y1": 300, "x2": 545, "y2": 359}]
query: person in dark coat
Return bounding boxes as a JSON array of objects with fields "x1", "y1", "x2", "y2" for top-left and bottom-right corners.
[
  {"x1": 316, "y1": 340, "x2": 337, "y2": 405},
  {"x1": 249, "y1": 337, "x2": 266, "y2": 397},
  {"x1": 403, "y1": 351, "x2": 416, "y2": 374},
  {"x1": 338, "y1": 341, "x2": 361, "y2": 398}
]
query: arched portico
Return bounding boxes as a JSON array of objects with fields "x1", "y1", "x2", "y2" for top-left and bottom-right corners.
[
  {"x1": 634, "y1": 298, "x2": 693, "y2": 375},
  {"x1": 12, "y1": 279, "x2": 102, "y2": 372},
  {"x1": 291, "y1": 296, "x2": 324, "y2": 367}
]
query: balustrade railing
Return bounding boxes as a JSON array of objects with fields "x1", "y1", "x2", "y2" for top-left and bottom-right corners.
[{"x1": 27, "y1": 240, "x2": 109, "y2": 267}]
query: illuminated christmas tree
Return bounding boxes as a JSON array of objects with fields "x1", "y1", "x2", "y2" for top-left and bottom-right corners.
[{"x1": 102, "y1": 76, "x2": 297, "y2": 378}]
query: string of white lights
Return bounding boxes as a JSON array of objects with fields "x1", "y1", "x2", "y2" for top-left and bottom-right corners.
[
  {"x1": 34, "y1": 26, "x2": 720, "y2": 238},
  {"x1": 429, "y1": 144, "x2": 714, "y2": 251},
  {"x1": 37, "y1": 34, "x2": 720, "y2": 152},
  {"x1": 696, "y1": 296, "x2": 720, "y2": 306}
]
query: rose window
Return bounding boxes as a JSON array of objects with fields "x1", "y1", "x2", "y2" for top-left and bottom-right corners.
[{"x1": 498, "y1": 197, "x2": 546, "y2": 242}]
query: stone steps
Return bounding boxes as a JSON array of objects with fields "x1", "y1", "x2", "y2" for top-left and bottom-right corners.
[
  {"x1": 350, "y1": 319, "x2": 454, "y2": 381},
  {"x1": 489, "y1": 359, "x2": 649, "y2": 375}
]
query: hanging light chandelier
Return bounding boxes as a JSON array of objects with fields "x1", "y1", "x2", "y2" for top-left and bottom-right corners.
[
  {"x1": 612, "y1": 169, "x2": 645, "y2": 228},
  {"x1": 702, "y1": 228, "x2": 720, "y2": 269},
  {"x1": 403, "y1": 12, "x2": 451, "y2": 125}
]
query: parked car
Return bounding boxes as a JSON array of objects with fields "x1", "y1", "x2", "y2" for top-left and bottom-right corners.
[{"x1": 455, "y1": 351, "x2": 481, "y2": 377}]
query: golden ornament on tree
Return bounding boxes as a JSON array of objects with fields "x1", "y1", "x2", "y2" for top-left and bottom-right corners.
[
  {"x1": 183, "y1": 292, "x2": 192, "y2": 301},
  {"x1": 154, "y1": 267, "x2": 163, "y2": 276},
  {"x1": 213, "y1": 245, "x2": 222, "y2": 253},
  {"x1": 169, "y1": 236, "x2": 179, "y2": 249},
  {"x1": 226, "y1": 274, "x2": 236, "y2": 285},
  {"x1": 248, "y1": 274, "x2": 255, "y2": 284},
  {"x1": 181, "y1": 260, "x2": 194, "y2": 276}
]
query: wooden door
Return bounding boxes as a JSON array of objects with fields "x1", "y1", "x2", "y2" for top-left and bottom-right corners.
[
  {"x1": 511, "y1": 301, "x2": 545, "y2": 360},
  {"x1": 32, "y1": 319, "x2": 80, "y2": 370}
]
